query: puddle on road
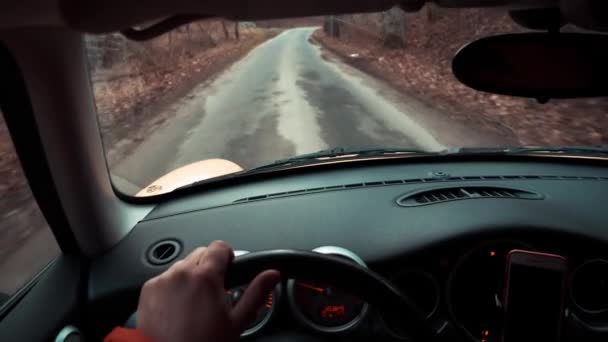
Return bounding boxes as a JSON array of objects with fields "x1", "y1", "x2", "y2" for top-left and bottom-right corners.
[
  {"x1": 300, "y1": 70, "x2": 322, "y2": 82},
  {"x1": 226, "y1": 113, "x2": 296, "y2": 169}
]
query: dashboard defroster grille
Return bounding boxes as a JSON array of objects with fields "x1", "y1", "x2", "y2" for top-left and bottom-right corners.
[{"x1": 397, "y1": 186, "x2": 543, "y2": 207}]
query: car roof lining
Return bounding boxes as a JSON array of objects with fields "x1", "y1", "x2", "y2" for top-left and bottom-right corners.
[{"x1": 0, "y1": 0, "x2": 559, "y2": 33}]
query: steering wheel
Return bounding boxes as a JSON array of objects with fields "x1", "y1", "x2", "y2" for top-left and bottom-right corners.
[
  {"x1": 227, "y1": 250, "x2": 436, "y2": 341},
  {"x1": 128, "y1": 250, "x2": 437, "y2": 341}
]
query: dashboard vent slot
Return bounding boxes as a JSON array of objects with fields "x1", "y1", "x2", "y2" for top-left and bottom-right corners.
[
  {"x1": 147, "y1": 240, "x2": 181, "y2": 265},
  {"x1": 397, "y1": 186, "x2": 543, "y2": 207}
]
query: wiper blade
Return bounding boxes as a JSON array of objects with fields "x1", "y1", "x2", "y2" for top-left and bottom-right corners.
[
  {"x1": 453, "y1": 145, "x2": 608, "y2": 156},
  {"x1": 173, "y1": 147, "x2": 434, "y2": 193},
  {"x1": 173, "y1": 145, "x2": 608, "y2": 194},
  {"x1": 249, "y1": 147, "x2": 433, "y2": 171},
  {"x1": 509, "y1": 145, "x2": 608, "y2": 155}
]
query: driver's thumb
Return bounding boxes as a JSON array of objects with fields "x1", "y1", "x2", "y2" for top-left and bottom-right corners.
[{"x1": 231, "y1": 270, "x2": 281, "y2": 332}]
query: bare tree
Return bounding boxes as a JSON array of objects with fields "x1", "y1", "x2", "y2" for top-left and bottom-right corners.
[
  {"x1": 167, "y1": 31, "x2": 174, "y2": 57},
  {"x1": 426, "y1": 5, "x2": 434, "y2": 22},
  {"x1": 234, "y1": 22, "x2": 240, "y2": 40},
  {"x1": 221, "y1": 20, "x2": 230, "y2": 40},
  {"x1": 186, "y1": 24, "x2": 192, "y2": 42},
  {"x1": 196, "y1": 23, "x2": 217, "y2": 47},
  {"x1": 323, "y1": 16, "x2": 340, "y2": 38},
  {"x1": 382, "y1": 7, "x2": 405, "y2": 49}
]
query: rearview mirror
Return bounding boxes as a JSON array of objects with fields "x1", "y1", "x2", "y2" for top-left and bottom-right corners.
[{"x1": 452, "y1": 33, "x2": 608, "y2": 101}]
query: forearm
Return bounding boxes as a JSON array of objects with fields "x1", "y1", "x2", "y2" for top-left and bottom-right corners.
[{"x1": 104, "y1": 327, "x2": 155, "y2": 342}]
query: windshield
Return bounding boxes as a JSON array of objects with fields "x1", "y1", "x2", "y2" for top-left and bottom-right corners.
[{"x1": 87, "y1": 8, "x2": 608, "y2": 197}]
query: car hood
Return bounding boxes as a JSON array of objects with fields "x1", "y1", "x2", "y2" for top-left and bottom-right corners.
[{"x1": 136, "y1": 159, "x2": 243, "y2": 197}]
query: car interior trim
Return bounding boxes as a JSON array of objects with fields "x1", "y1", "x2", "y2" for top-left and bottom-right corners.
[
  {"x1": 0, "y1": 43, "x2": 80, "y2": 254},
  {"x1": 1, "y1": 28, "x2": 154, "y2": 255}
]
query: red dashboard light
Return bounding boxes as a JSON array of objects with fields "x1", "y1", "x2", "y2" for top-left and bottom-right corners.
[
  {"x1": 321, "y1": 305, "x2": 346, "y2": 319},
  {"x1": 490, "y1": 251, "x2": 496, "y2": 257}
]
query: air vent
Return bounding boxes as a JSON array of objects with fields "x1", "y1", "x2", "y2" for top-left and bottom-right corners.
[
  {"x1": 147, "y1": 240, "x2": 181, "y2": 265},
  {"x1": 397, "y1": 186, "x2": 543, "y2": 207}
]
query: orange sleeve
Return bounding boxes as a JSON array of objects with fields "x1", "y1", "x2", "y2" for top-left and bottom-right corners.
[{"x1": 104, "y1": 327, "x2": 155, "y2": 342}]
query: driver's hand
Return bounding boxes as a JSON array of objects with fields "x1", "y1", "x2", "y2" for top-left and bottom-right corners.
[{"x1": 136, "y1": 241, "x2": 280, "y2": 342}]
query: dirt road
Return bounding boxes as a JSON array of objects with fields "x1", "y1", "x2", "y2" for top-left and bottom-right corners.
[{"x1": 112, "y1": 27, "x2": 503, "y2": 192}]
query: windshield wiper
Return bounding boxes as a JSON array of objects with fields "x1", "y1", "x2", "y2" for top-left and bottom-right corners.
[
  {"x1": 452, "y1": 145, "x2": 608, "y2": 156},
  {"x1": 249, "y1": 147, "x2": 435, "y2": 171},
  {"x1": 173, "y1": 145, "x2": 608, "y2": 194},
  {"x1": 239, "y1": 145, "x2": 608, "y2": 174},
  {"x1": 172, "y1": 147, "x2": 435, "y2": 193}
]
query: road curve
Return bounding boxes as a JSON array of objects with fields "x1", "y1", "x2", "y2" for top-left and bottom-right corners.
[{"x1": 113, "y1": 27, "x2": 447, "y2": 190}]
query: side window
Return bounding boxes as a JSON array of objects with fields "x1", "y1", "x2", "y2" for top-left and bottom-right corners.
[{"x1": 0, "y1": 110, "x2": 60, "y2": 302}]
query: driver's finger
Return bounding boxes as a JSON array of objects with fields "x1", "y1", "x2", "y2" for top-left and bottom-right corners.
[
  {"x1": 231, "y1": 270, "x2": 281, "y2": 332},
  {"x1": 182, "y1": 246, "x2": 207, "y2": 268},
  {"x1": 197, "y1": 241, "x2": 234, "y2": 279}
]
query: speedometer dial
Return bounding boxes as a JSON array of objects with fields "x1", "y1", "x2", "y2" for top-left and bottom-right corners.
[
  {"x1": 287, "y1": 246, "x2": 369, "y2": 333},
  {"x1": 290, "y1": 280, "x2": 366, "y2": 331}
]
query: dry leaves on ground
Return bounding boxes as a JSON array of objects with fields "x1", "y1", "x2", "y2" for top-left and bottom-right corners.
[{"x1": 315, "y1": 8, "x2": 608, "y2": 146}]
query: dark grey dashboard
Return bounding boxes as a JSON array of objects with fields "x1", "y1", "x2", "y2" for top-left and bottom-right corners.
[{"x1": 89, "y1": 159, "x2": 608, "y2": 341}]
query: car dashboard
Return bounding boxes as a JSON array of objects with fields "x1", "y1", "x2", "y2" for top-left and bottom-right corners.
[{"x1": 89, "y1": 159, "x2": 608, "y2": 341}]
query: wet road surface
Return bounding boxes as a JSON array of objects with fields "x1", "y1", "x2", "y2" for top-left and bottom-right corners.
[{"x1": 113, "y1": 27, "x2": 454, "y2": 191}]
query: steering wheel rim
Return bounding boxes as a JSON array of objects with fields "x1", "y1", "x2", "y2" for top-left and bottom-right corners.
[{"x1": 227, "y1": 249, "x2": 436, "y2": 341}]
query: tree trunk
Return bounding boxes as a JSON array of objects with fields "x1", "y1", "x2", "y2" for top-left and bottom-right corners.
[
  {"x1": 167, "y1": 31, "x2": 174, "y2": 57},
  {"x1": 382, "y1": 7, "x2": 405, "y2": 49},
  {"x1": 197, "y1": 23, "x2": 217, "y2": 47},
  {"x1": 323, "y1": 16, "x2": 340, "y2": 38},
  {"x1": 426, "y1": 6, "x2": 434, "y2": 22},
  {"x1": 234, "y1": 22, "x2": 240, "y2": 40},
  {"x1": 400, "y1": 12, "x2": 407, "y2": 45},
  {"x1": 221, "y1": 20, "x2": 230, "y2": 40},
  {"x1": 424, "y1": 6, "x2": 435, "y2": 47},
  {"x1": 333, "y1": 17, "x2": 341, "y2": 38}
]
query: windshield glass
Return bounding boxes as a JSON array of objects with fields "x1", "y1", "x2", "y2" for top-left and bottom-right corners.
[{"x1": 87, "y1": 8, "x2": 608, "y2": 197}]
